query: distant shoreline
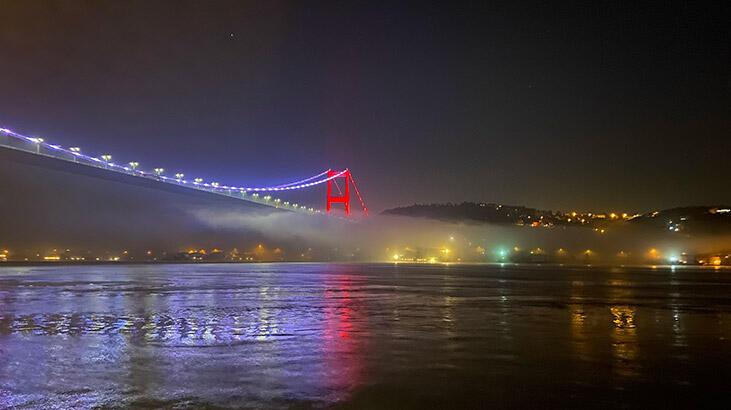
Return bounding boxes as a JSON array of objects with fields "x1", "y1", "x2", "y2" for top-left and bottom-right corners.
[{"x1": 1, "y1": 261, "x2": 729, "y2": 270}]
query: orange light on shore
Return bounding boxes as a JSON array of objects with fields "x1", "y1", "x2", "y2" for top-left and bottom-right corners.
[{"x1": 648, "y1": 248, "x2": 660, "y2": 259}]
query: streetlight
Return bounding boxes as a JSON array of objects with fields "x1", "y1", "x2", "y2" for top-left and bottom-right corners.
[
  {"x1": 101, "y1": 154, "x2": 112, "y2": 168},
  {"x1": 31, "y1": 138, "x2": 44, "y2": 154},
  {"x1": 69, "y1": 147, "x2": 81, "y2": 162},
  {"x1": 175, "y1": 173, "x2": 184, "y2": 182},
  {"x1": 153, "y1": 168, "x2": 164, "y2": 177},
  {"x1": 211, "y1": 181, "x2": 220, "y2": 188},
  {"x1": 194, "y1": 178, "x2": 203, "y2": 185},
  {"x1": 128, "y1": 161, "x2": 139, "y2": 172}
]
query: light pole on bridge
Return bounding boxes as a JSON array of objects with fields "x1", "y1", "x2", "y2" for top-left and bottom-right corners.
[
  {"x1": 32, "y1": 138, "x2": 44, "y2": 154},
  {"x1": 69, "y1": 147, "x2": 81, "y2": 162},
  {"x1": 101, "y1": 154, "x2": 112, "y2": 168}
]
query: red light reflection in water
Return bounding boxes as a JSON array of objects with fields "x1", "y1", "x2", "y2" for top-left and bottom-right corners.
[{"x1": 322, "y1": 274, "x2": 368, "y2": 399}]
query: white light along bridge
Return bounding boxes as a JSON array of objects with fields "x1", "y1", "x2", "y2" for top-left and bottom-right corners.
[{"x1": 0, "y1": 127, "x2": 368, "y2": 216}]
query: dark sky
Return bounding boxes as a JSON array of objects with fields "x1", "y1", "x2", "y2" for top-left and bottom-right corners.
[{"x1": 1, "y1": 1, "x2": 729, "y2": 212}]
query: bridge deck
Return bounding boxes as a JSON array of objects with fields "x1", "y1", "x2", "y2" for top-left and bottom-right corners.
[{"x1": 0, "y1": 133, "x2": 318, "y2": 215}]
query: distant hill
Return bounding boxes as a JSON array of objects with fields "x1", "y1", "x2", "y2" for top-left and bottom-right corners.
[
  {"x1": 382, "y1": 202, "x2": 731, "y2": 234},
  {"x1": 382, "y1": 202, "x2": 549, "y2": 225},
  {"x1": 627, "y1": 206, "x2": 731, "y2": 235}
]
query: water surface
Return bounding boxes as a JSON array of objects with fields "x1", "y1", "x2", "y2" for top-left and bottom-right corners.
[{"x1": 1, "y1": 263, "x2": 730, "y2": 408}]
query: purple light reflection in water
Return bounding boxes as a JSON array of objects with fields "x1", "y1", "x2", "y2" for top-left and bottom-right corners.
[{"x1": 0, "y1": 264, "x2": 371, "y2": 408}]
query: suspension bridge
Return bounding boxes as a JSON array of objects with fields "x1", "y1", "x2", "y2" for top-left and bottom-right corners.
[{"x1": 0, "y1": 127, "x2": 368, "y2": 216}]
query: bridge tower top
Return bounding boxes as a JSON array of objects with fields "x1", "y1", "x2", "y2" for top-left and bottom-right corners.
[
  {"x1": 325, "y1": 169, "x2": 369, "y2": 217},
  {"x1": 326, "y1": 169, "x2": 351, "y2": 215}
]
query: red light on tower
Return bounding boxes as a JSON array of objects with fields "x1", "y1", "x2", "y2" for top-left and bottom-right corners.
[{"x1": 326, "y1": 169, "x2": 351, "y2": 215}]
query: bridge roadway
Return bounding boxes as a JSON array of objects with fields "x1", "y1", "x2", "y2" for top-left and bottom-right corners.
[{"x1": 0, "y1": 130, "x2": 323, "y2": 215}]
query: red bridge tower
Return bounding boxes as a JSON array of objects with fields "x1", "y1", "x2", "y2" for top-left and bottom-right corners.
[{"x1": 326, "y1": 169, "x2": 351, "y2": 215}]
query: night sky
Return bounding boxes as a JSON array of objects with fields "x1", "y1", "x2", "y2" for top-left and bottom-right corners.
[{"x1": 1, "y1": 1, "x2": 729, "y2": 212}]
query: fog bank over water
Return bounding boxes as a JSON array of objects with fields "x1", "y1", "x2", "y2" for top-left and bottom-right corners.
[{"x1": 192, "y1": 208, "x2": 731, "y2": 263}]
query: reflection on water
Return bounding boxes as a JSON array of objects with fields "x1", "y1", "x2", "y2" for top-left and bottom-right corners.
[
  {"x1": 610, "y1": 305, "x2": 639, "y2": 378},
  {"x1": 322, "y1": 274, "x2": 367, "y2": 401},
  {"x1": 1, "y1": 263, "x2": 731, "y2": 408},
  {"x1": 569, "y1": 279, "x2": 591, "y2": 362},
  {"x1": 570, "y1": 305, "x2": 590, "y2": 362}
]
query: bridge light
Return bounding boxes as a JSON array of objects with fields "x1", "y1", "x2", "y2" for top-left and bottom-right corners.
[
  {"x1": 128, "y1": 161, "x2": 139, "y2": 171},
  {"x1": 263, "y1": 195, "x2": 271, "y2": 201},
  {"x1": 68, "y1": 147, "x2": 82, "y2": 162},
  {"x1": 100, "y1": 154, "x2": 112, "y2": 168},
  {"x1": 211, "y1": 181, "x2": 220, "y2": 188},
  {"x1": 194, "y1": 178, "x2": 203, "y2": 184},
  {"x1": 153, "y1": 168, "x2": 164, "y2": 176},
  {"x1": 30, "y1": 138, "x2": 44, "y2": 153},
  {"x1": 175, "y1": 173, "x2": 184, "y2": 181}
]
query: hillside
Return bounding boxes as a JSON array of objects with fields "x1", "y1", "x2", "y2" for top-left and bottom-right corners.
[{"x1": 382, "y1": 202, "x2": 731, "y2": 234}]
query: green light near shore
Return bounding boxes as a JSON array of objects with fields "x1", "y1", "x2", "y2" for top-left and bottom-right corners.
[{"x1": 495, "y1": 248, "x2": 509, "y2": 260}]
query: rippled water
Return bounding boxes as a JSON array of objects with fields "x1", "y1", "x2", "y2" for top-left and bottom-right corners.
[{"x1": 1, "y1": 263, "x2": 730, "y2": 409}]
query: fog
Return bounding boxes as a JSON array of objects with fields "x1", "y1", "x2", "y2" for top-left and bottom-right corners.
[{"x1": 192, "y1": 207, "x2": 731, "y2": 263}]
